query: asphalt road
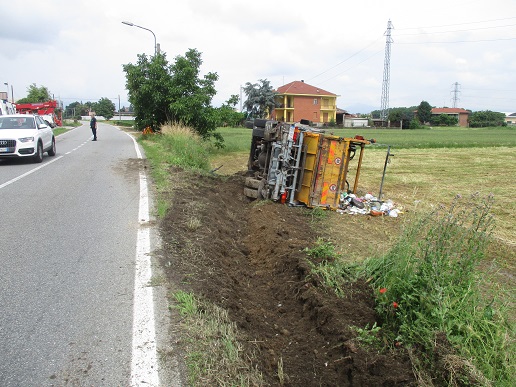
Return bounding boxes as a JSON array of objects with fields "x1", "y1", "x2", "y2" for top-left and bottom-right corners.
[{"x1": 0, "y1": 123, "x2": 168, "y2": 386}]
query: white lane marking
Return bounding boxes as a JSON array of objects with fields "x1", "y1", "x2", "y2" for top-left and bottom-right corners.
[
  {"x1": 125, "y1": 132, "x2": 160, "y2": 386},
  {"x1": 0, "y1": 137, "x2": 93, "y2": 190},
  {"x1": 0, "y1": 156, "x2": 64, "y2": 190}
]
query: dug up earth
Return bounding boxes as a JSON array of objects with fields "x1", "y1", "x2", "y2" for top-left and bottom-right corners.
[{"x1": 159, "y1": 168, "x2": 417, "y2": 386}]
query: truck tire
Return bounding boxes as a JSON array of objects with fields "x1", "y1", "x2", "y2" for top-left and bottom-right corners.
[
  {"x1": 253, "y1": 119, "x2": 267, "y2": 128},
  {"x1": 244, "y1": 187, "x2": 259, "y2": 199},
  {"x1": 244, "y1": 177, "x2": 261, "y2": 189}
]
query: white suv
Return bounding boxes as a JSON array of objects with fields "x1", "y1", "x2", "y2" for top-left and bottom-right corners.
[{"x1": 0, "y1": 114, "x2": 56, "y2": 163}]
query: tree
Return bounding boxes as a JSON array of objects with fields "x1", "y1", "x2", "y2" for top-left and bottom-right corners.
[
  {"x1": 242, "y1": 79, "x2": 277, "y2": 118},
  {"x1": 388, "y1": 106, "x2": 416, "y2": 128},
  {"x1": 123, "y1": 49, "x2": 221, "y2": 142},
  {"x1": 430, "y1": 113, "x2": 458, "y2": 126},
  {"x1": 16, "y1": 83, "x2": 52, "y2": 103},
  {"x1": 416, "y1": 101, "x2": 432, "y2": 124},
  {"x1": 168, "y1": 49, "x2": 220, "y2": 140},
  {"x1": 216, "y1": 95, "x2": 246, "y2": 127},
  {"x1": 469, "y1": 110, "x2": 505, "y2": 127},
  {"x1": 95, "y1": 98, "x2": 116, "y2": 120}
]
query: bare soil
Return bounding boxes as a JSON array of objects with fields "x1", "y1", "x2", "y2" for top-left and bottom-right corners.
[{"x1": 159, "y1": 168, "x2": 416, "y2": 386}]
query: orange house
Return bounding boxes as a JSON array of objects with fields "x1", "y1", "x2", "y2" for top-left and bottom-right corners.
[{"x1": 272, "y1": 80, "x2": 338, "y2": 125}]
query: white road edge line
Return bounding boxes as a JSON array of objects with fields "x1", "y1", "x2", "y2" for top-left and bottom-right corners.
[{"x1": 126, "y1": 132, "x2": 160, "y2": 387}]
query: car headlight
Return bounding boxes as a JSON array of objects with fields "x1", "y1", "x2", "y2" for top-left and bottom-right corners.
[{"x1": 18, "y1": 137, "x2": 35, "y2": 143}]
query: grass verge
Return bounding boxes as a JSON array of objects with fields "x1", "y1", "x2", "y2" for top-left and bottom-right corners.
[
  {"x1": 139, "y1": 123, "x2": 211, "y2": 217},
  {"x1": 171, "y1": 291, "x2": 263, "y2": 386}
]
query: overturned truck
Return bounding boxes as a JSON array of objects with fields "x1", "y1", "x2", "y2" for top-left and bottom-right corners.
[{"x1": 244, "y1": 119, "x2": 373, "y2": 210}]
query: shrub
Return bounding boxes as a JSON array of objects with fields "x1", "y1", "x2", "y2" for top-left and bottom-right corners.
[{"x1": 363, "y1": 193, "x2": 514, "y2": 384}]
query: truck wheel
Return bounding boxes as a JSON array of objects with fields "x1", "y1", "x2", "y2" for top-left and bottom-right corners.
[
  {"x1": 253, "y1": 119, "x2": 267, "y2": 128},
  {"x1": 244, "y1": 177, "x2": 261, "y2": 189},
  {"x1": 244, "y1": 187, "x2": 259, "y2": 199}
]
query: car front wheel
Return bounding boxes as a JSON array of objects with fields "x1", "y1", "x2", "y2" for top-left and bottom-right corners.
[
  {"x1": 47, "y1": 138, "x2": 56, "y2": 156},
  {"x1": 33, "y1": 142, "x2": 43, "y2": 163}
]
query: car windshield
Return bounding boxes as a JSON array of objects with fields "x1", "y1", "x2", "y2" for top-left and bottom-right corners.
[{"x1": 0, "y1": 117, "x2": 36, "y2": 129}]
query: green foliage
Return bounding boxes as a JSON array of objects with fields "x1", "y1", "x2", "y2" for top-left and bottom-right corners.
[
  {"x1": 417, "y1": 101, "x2": 433, "y2": 124},
  {"x1": 16, "y1": 83, "x2": 51, "y2": 103},
  {"x1": 430, "y1": 113, "x2": 458, "y2": 126},
  {"x1": 304, "y1": 237, "x2": 337, "y2": 261},
  {"x1": 388, "y1": 106, "x2": 416, "y2": 124},
  {"x1": 94, "y1": 97, "x2": 116, "y2": 120},
  {"x1": 242, "y1": 79, "x2": 277, "y2": 118},
  {"x1": 469, "y1": 110, "x2": 506, "y2": 127},
  {"x1": 124, "y1": 49, "x2": 222, "y2": 144},
  {"x1": 408, "y1": 117, "x2": 423, "y2": 129},
  {"x1": 362, "y1": 194, "x2": 514, "y2": 384},
  {"x1": 304, "y1": 238, "x2": 356, "y2": 298},
  {"x1": 172, "y1": 291, "x2": 198, "y2": 316},
  {"x1": 215, "y1": 95, "x2": 246, "y2": 127},
  {"x1": 352, "y1": 323, "x2": 382, "y2": 347}
]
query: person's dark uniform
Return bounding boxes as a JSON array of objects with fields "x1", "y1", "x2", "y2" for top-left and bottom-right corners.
[{"x1": 90, "y1": 115, "x2": 97, "y2": 141}]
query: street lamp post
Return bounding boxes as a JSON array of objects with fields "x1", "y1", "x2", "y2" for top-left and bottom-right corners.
[
  {"x1": 122, "y1": 21, "x2": 158, "y2": 56},
  {"x1": 3, "y1": 82, "x2": 8, "y2": 101}
]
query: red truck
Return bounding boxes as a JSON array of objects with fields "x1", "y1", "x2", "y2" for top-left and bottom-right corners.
[{"x1": 15, "y1": 100, "x2": 62, "y2": 127}]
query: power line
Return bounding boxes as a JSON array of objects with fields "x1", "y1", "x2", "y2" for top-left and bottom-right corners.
[
  {"x1": 397, "y1": 23, "x2": 516, "y2": 36},
  {"x1": 316, "y1": 50, "x2": 383, "y2": 86},
  {"x1": 307, "y1": 38, "x2": 382, "y2": 82},
  {"x1": 396, "y1": 16, "x2": 516, "y2": 30},
  {"x1": 397, "y1": 36, "x2": 516, "y2": 44}
]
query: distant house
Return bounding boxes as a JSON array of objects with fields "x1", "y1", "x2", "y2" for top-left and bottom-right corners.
[
  {"x1": 431, "y1": 108, "x2": 470, "y2": 127},
  {"x1": 335, "y1": 108, "x2": 368, "y2": 127},
  {"x1": 504, "y1": 112, "x2": 516, "y2": 126},
  {"x1": 272, "y1": 80, "x2": 338, "y2": 125}
]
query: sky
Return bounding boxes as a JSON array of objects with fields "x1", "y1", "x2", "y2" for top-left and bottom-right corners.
[{"x1": 2, "y1": 0, "x2": 516, "y2": 114}]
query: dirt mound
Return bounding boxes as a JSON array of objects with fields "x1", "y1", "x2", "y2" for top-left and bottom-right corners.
[{"x1": 159, "y1": 169, "x2": 415, "y2": 386}]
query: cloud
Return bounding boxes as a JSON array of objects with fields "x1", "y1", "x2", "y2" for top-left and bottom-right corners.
[{"x1": 2, "y1": 0, "x2": 515, "y2": 113}]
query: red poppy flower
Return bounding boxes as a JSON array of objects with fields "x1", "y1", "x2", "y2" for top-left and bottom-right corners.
[
  {"x1": 392, "y1": 302, "x2": 399, "y2": 308},
  {"x1": 379, "y1": 288, "x2": 387, "y2": 294}
]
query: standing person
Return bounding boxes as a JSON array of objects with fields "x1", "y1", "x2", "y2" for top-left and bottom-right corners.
[{"x1": 90, "y1": 113, "x2": 97, "y2": 141}]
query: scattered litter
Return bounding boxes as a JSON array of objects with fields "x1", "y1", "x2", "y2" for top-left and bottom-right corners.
[{"x1": 336, "y1": 192, "x2": 403, "y2": 217}]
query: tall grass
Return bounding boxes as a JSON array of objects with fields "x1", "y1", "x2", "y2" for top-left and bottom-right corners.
[
  {"x1": 362, "y1": 193, "x2": 515, "y2": 385},
  {"x1": 139, "y1": 123, "x2": 212, "y2": 216}
]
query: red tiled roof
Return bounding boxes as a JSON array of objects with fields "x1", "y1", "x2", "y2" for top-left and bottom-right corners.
[
  {"x1": 276, "y1": 81, "x2": 337, "y2": 96},
  {"x1": 432, "y1": 108, "x2": 469, "y2": 114}
]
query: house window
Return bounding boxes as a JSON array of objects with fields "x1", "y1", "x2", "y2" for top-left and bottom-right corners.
[{"x1": 313, "y1": 99, "x2": 318, "y2": 105}]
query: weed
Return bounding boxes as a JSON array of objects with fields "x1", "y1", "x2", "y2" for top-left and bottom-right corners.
[
  {"x1": 304, "y1": 237, "x2": 337, "y2": 261},
  {"x1": 277, "y1": 356, "x2": 285, "y2": 385},
  {"x1": 352, "y1": 322, "x2": 382, "y2": 347},
  {"x1": 186, "y1": 216, "x2": 202, "y2": 231},
  {"x1": 172, "y1": 291, "x2": 198, "y2": 316},
  {"x1": 363, "y1": 193, "x2": 515, "y2": 384},
  {"x1": 304, "y1": 238, "x2": 357, "y2": 297}
]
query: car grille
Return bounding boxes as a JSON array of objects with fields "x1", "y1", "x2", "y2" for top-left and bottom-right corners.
[{"x1": 0, "y1": 139, "x2": 16, "y2": 154}]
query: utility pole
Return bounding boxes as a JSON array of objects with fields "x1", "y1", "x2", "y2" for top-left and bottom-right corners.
[
  {"x1": 451, "y1": 82, "x2": 461, "y2": 108},
  {"x1": 380, "y1": 20, "x2": 394, "y2": 125}
]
